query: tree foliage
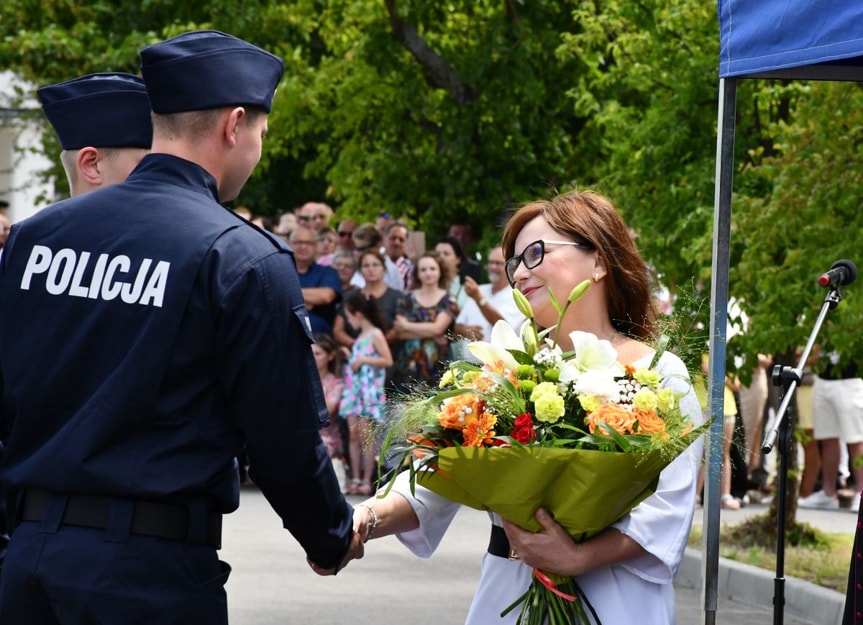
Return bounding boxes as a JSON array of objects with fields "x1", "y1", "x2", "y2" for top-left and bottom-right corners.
[
  {"x1": 731, "y1": 82, "x2": 863, "y2": 365},
  {"x1": 2, "y1": 0, "x2": 863, "y2": 369}
]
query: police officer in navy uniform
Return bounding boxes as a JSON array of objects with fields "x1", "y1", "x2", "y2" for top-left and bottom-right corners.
[
  {"x1": 0, "y1": 71, "x2": 154, "y2": 584},
  {"x1": 37, "y1": 72, "x2": 153, "y2": 197},
  {"x1": 0, "y1": 31, "x2": 363, "y2": 624}
]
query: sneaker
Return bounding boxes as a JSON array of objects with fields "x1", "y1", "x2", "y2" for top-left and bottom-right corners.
[{"x1": 798, "y1": 490, "x2": 840, "y2": 510}]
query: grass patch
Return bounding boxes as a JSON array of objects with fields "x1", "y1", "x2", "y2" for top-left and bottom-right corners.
[{"x1": 688, "y1": 520, "x2": 853, "y2": 592}]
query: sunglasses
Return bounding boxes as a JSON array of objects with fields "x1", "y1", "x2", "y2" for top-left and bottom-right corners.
[
  {"x1": 505, "y1": 239, "x2": 592, "y2": 286},
  {"x1": 338, "y1": 231, "x2": 354, "y2": 237}
]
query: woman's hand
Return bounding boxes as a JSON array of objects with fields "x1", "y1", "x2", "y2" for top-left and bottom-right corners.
[
  {"x1": 503, "y1": 508, "x2": 644, "y2": 578},
  {"x1": 351, "y1": 357, "x2": 363, "y2": 372},
  {"x1": 501, "y1": 508, "x2": 578, "y2": 576}
]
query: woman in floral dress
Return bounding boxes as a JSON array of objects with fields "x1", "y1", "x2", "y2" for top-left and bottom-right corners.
[{"x1": 391, "y1": 251, "x2": 459, "y2": 390}]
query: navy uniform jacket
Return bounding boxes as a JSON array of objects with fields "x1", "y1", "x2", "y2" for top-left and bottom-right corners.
[{"x1": 0, "y1": 154, "x2": 352, "y2": 568}]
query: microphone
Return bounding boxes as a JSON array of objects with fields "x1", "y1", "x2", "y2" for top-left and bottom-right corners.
[{"x1": 818, "y1": 259, "x2": 857, "y2": 288}]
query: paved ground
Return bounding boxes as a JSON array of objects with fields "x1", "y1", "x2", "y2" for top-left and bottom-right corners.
[{"x1": 220, "y1": 488, "x2": 856, "y2": 624}]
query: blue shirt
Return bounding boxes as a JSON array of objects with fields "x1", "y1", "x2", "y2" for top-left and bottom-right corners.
[
  {"x1": 0, "y1": 154, "x2": 352, "y2": 568},
  {"x1": 296, "y1": 262, "x2": 342, "y2": 335}
]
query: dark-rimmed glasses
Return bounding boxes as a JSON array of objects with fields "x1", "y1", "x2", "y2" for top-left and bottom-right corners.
[{"x1": 505, "y1": 239, "x2": 592, "y2": 286}]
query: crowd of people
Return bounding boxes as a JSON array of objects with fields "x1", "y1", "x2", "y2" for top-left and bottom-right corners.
[
  {"x1": 256, "y1": 193, "x2": 862, "y2": 520},
  {"x1": 235, "y1": 194, "x2": 526, "y2": 497},
  {"x1": 690, "y1": 342, "x2": 862, "y2": 515}
]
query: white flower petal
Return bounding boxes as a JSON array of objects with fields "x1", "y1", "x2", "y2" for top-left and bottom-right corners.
[
  {"x1": 572, "y1": 369, "x2": 621, "y2": 401},
  {"x1": 568, "y1": 330, "x2": 622, "y2": 373},
  {"x1": 491, "y1": 320, "x2": 524, "y2": 352},
  {"x1": 557, "y1": 360, "x2": 582, "y2": 384},
  {"x1": 465, "y1": 321, "x2": 522, "y2": 369}
]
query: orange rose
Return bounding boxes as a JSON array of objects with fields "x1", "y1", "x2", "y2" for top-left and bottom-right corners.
[
  {"x1": 586, "y1": 403, "x2": 636, "y2": 436},
  {"x1": 633, "y1": 409, "x2": 668, "y2": 438}
]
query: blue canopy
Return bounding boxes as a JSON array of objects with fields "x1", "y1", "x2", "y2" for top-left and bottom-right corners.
[
  {"x1": 719, "y1": 0, "x2": 863, "y2": 79},
  {"x1": 709, "y1": 1, "x2": 863, "y2": 622}
]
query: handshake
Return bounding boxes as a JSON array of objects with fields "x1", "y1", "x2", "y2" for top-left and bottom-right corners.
[{"x1": 307, "y1": 502, "x2": 379, "y2": 576}]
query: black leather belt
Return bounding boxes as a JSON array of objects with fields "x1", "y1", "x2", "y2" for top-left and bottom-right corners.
[
  {"x1": 488, "y1": 524, "x2": 519, "y2": 560},
  {"x1": 20, "y1": 490, "x2": 222, "y2": 548}
]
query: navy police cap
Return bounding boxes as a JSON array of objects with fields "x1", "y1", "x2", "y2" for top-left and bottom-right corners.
[
  {"x1": 140, "y1": 30, "x2": 285, "y2": 114},
  {"x1": 37, "y1": 73, "x2": 153, "y2": 151}
]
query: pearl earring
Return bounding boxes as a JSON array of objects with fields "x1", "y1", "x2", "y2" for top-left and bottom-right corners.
[{"x1": 592, "y1": 272, "x2": 600, "y2": 283}]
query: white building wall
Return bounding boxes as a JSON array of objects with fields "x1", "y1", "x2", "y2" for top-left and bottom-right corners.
[{"x1": 0, "y1": 71, "x2": 56, "y2": 225}]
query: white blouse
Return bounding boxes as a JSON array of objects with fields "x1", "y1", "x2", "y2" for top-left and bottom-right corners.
[{"x1": 390, "y1": 350, "x2": 703, "y2": 624}]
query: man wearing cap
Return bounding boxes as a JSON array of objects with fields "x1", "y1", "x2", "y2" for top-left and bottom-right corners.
[
  {"x1": 0, "y1": 73, "x2": 153, "y2": 584},
  {"x1": 0, "y1": 31, "x2": 363, "y2": 625},
  {"x1": 38, "y1": 72, "x2": 153, "y2": 197}
]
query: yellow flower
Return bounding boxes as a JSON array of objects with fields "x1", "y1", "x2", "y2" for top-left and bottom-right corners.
[
  {"x1": 632, "y1": 388, "x2": 658, "y2": 412},
  {"x1": 530, "y1": 381, "x2": 557, "y2": 399},
  {"x1": 578, "y1": 393, "x2": 601, "y2": 413},
  {"x1": 633, "y1": 368, "x2": 661, "y2": 388},
  {"x1": 656, "y1": 388, "x2": 675, "y2": 413},
  {"x1": 531, "y1": 382, "x2": 565, "y2": 423},
  {"x1": 534, "y1": 394, "x2": 565, "y2": 422},
  {"x1": 463, "y1": 371, "x2": 481, "y2": 384},
  {"x1": 439, "y1": 369, "x2": 454, "y2": 388}
]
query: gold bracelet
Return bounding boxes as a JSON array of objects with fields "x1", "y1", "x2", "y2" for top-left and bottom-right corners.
[{"x1": 355, "y1": 503, "x2": 378, "y2": 542}]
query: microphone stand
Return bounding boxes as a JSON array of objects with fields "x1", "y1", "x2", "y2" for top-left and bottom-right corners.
[{"x1": 761, "y1": 284, "x2": 844, "y2": 625}]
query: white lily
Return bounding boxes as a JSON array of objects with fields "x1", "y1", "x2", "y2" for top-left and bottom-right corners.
[
  {"x1": 558, "y1": 331, "x2": 624, "y2": 383},
  {"x1": 467, "y1": 320, "x2": 523, "y2": 371}
]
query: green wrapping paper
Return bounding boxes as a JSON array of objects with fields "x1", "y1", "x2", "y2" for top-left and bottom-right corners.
[{"x1": 416, "y1": 446, "x2": 669, "y2": 539}]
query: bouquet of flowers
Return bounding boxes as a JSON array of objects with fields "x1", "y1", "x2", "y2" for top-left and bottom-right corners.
[{"x1": 380, "y1": 280, "x2": 705, "y2": 625}]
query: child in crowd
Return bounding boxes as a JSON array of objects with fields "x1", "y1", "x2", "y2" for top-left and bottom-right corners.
[
  {"x1": 339, "y1": 290, "x2": 393, "y2": 495},
  {"x1": 312, "y1": 332, "x2": 348, "y2": 494}
]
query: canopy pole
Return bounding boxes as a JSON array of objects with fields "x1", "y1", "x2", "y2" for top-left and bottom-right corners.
[{"x1": 702, "y1": 75, "x2": 737, "y2": 625}]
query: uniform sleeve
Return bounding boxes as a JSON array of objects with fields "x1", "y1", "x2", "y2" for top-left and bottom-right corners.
[
  {"x1": 212, "y1": 241, "x2": 352, "y2": 569},
  {"x1": 610, "y1": 352, "x2": 704, "y2": 582}
]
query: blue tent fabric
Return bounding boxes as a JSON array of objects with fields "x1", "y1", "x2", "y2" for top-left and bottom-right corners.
[{"x1": 719, "y1": 0, "x2": 863, "y2": 78}]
